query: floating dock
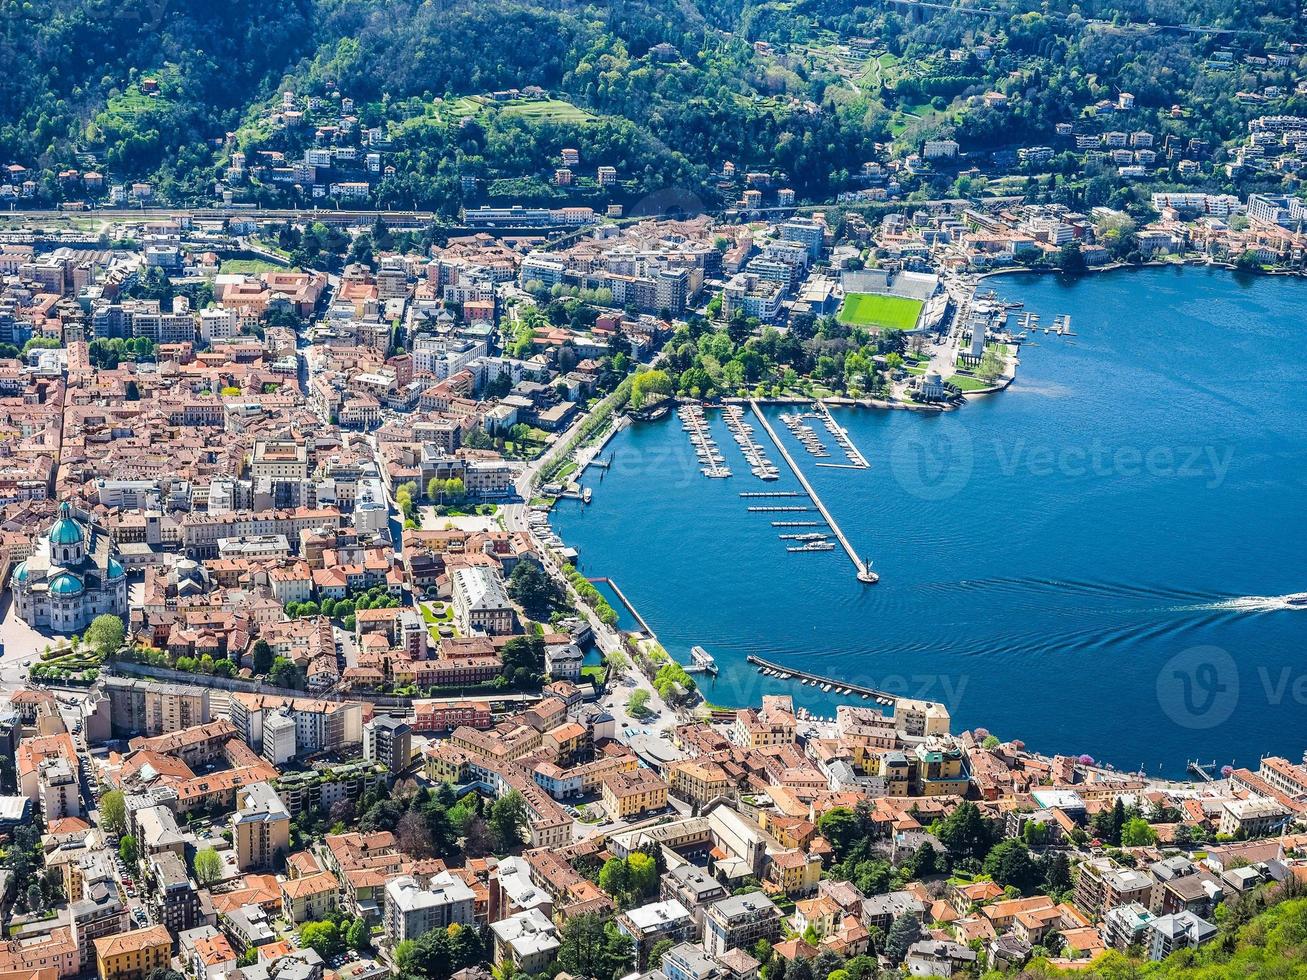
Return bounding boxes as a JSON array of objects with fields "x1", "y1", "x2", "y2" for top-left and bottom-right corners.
[
  {"x1": 749, "y1": 400, "x2": 878, "y2": 583},
  {"x1": 747, "y1": 505, "x2": 811, "y2": 512},
  {"x1": 814, "y1": 401, "x2": 869, "y2": 468}
]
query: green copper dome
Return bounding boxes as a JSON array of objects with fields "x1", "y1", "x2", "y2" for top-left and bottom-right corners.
[
  {"x1": 49, "y1": 502, "x2": 83, "y2": 547},
  {"x1": 107, "y1": 557, "x2": 125, "y2": 579},
  {"x1": 12, "y1": 560, "x2": 26, "y2": 583},
  {"x1": 48, "y1": 572, "x2": 84, "y2": 596}
]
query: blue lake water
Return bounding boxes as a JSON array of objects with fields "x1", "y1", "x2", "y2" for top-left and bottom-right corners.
[{"x1": 552, "y1": 267, "x2": 1307, "y2": 775}]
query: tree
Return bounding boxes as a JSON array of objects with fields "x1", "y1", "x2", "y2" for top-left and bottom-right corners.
[
  {"x1": 818, "y1": 807, "x2": 863, "y2": 860},
  {"x1": 627, "y1": 689, "x2": 650, "y2": 716},
  {"x1": 489, "y1": 791, "x2": 529, "y2": 851},
  {"x1": 556, "y1": 913, "x2": 634, "y2": 980},
  {"x1": 599, "y1": 856, "x2": 630, "y2": 898},
  {"x1": 506, "y1": 558, "x2": 563, "y2": 620},
  {"x1": 25, "y1": 882, "x2": 42, "y2": 914},
  {"x1": 100, "y1": 789, "x2": 126, "y2": 835},
  {"x1": 396, "y1": 809, "x2": 436, "y2": 858},
  {"x1": 119, "y1": 835, "x2": 138, "y2": 866},
  {"x1": 301, "y1": 920, "x2": 344, "y2": 959},
  {"x1": 906, "y1": 841, "x2": 942, "y2": 879},
  {"x1": 983, "y1": 839, "x2": 1041, "y2": 894},
  {"x1": 346, "y1": 918, "x2": 370, "y2": 952},
  {"x1": 1042, "y1": 852, "x2": 1072, "y2": 894},
  {"x1": 1121, "y1": 817, "x2": 1159, "y2": 847},
  {"x1": 885, "y1": 911, "x2": 922, "y2": 963},
  {"x1": 193, "y1": 846, "x2": 223, "y2": 885},
  {"x1": 85, "y1": 613, "x2": 125, "y2": 657},
  {"x1": 627, "y1": 852, "x2": 658, "y2": 898},
  {"x1": 268, "y1": 656, "x2": 306, "y2": 690},
  {"x1": 648, "y1": 938, "x2": 674, "y2": 968},
  {"x1": 251, "y1": 638, "x2": 273, "y2": 674},
  {"x1": 937, "y1": 801, "x2": 993, "y2": 864},
  {"x1": 630, "y1": 368, "x2": 674, "y2": 410}
]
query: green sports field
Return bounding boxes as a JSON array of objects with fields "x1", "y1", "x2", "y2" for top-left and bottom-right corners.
[{"x1": 837, "y1": 292, "x2": 924, "y2": 330}]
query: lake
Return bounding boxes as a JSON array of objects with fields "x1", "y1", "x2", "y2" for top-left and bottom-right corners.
[{"x1": 551, "y1": 266, "x2": 1307, "y2": 775}]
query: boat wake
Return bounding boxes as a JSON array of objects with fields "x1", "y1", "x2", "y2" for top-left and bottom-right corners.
[{"x1": 1195, "y1": 595, "x2": 1307, "y2": 613}]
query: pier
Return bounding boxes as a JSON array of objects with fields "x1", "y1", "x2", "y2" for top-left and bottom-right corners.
[
  {"x1": 772, "y1": 521, "x2": 826, "y2": 527},
  {"x1": 747, "y1": 505, "x2": 811, "y2": 512},
  {"x1": 739, "y1": 491, "x2": 805, "y2": 498},
  {"x1": 747, "y1": 654, "x2": 900, "y2": 708},
  {"x1": 1187, "y1": 759, "x2": 1220, "y2": 782},
  {"x1": 588, "y1": 576, "x2": 655, "y2": 637},
  {"x1": 749, "y1": 400, "x2": 879, "y2": 583}
]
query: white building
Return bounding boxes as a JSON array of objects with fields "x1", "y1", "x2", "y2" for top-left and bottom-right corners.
[
  {"x1": 451, "y1": 565, "x2": 514, "y2": 635},
  {"x1": 384, "y1": 873, "x2": 476, "y2": 944},
  {"x1": 490, "y1": 908, "x2": 561, "y2": 975}
]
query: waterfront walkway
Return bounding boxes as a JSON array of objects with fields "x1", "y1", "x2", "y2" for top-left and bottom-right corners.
[{"x1": 748, "y1": 400, "x2": 877, "y2": 583}]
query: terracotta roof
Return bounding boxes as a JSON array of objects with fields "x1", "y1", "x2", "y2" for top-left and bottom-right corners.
[{"x1": 94, "y1": 924, "x2": 171, "y2": 958}]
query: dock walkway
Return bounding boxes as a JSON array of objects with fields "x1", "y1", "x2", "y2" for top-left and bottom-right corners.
[
  {"x1": 747, "y1": 654, "x2": 897, "y2": 707},
  {"x1": 749, "y1": 400, "x2": 877, "y2": 583}
]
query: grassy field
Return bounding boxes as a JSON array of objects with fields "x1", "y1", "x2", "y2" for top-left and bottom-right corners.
[
  {"x1": 838, "y1": 292, "x2": 924, "y2": 330},
  {"x1": 423, "y1": 94, "x2": 596, "y2": 128},
  {"x1": 947, "y1": 374, "x2": 993, "y2": 391},
  {"x1": 220, "y1": 258, "x2": 292, "y2": 274}
]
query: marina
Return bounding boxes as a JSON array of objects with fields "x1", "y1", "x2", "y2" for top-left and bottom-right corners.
[
  {"x1": 779, "y1": 412, "x2": 830, "y2": 458},
  {"x1": 813, "y1": 400, "x2": 869, "y2": 468},
  {"x1": 678, "y1": 403, "x2": 732, "y2": 478},
  {"x1": 721, "y1": 404, "x2": 781, "y2": 480},
  {"x1": 749, "y1": 400, "x2": 878, "y2": 583}
]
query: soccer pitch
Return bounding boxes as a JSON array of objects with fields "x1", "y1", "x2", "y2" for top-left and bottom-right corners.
[{"x1": 837, "y1": 292, "x2": 924, "y2": 330}]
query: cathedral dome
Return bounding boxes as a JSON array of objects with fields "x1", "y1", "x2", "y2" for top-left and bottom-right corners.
[
  {"x1": 49, "y1": 572, "x2": 84, "y2": 596},
  {"x1": 49, "y1": 502, "x2": 84, "y2": 547}
]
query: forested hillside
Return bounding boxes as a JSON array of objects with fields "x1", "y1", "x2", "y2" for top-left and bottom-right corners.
[{"x1": 3, "y1": 0, "x2": 1306, "y2": 210}]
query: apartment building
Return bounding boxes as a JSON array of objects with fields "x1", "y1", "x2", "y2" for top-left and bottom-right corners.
[
  {"x1": 1075, "y1": 858, "x2": 1154, "y2": 919},
  {"x1": 233, "y1": 782, "x2": 291, "y2": 871},
  {"x1": 602, "y1": 768, "x2": 669, "y2": 820},
  {"x1": 702, "y1": 893, "x2": 782, "y2": 956},
  {"x1": 94, "y1": 925, "x2": 172, "y2": 980},
  {"x1": 101, "y1": 676, "x2": 211, "y2": 738},
  {"x1": 384, "y1": 873, "x2": 476, "y2": 943}
]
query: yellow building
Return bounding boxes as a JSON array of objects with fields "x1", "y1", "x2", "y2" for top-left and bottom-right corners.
[
  {"x1": 767, "y1": 848, "x2": 822, "y2": 896},
  {"x1": 878, "y1": 751, "x2": 912, "y2": 796},
  {"x1": 601, "y1": 768, "x2": 669, "y2": 820},
  {"x1": 94, "y1": 925, "x2": 171, "y2": 980},
  {"x1": 912, "y1": 741, "x2": 968, "y2": 796},
  {"x1": 668, "y1": 760, "x2": 733, "y2": 807}
]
